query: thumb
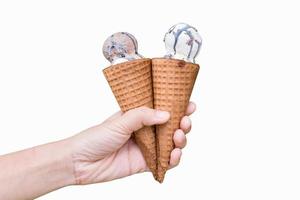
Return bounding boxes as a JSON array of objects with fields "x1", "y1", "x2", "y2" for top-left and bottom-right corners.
[{"x1": 116, "y1": 106, "x2": 170, "y2": 133}]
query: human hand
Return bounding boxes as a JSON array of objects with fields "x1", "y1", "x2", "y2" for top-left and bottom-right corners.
[{"x1": 69, "y1": 102, "x2": 196, "y2": 185}]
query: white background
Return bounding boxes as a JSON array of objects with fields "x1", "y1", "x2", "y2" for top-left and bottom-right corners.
[{"x1": 0, "y1": 0, "x2": 300, "y2": 199}]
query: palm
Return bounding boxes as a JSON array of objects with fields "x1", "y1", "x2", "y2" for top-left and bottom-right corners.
[
  {"x1": 100, "y1": 139, "x2": 147, "y2": 180},
  {"x1": 74, "y1": 124, "x2": 147, "y2": 184}
]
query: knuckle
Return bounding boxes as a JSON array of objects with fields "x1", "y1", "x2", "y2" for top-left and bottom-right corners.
[
  {"x1": 134, "y1": 106, "x2": 153, "y2": 117},
  {"x1": 137, "y1": 106, "x2": 150, "y2": 113},
  {"x1": 130, "y1": 106, "x2": 148, "y2": 114},
  {"x1": 125, "y1": 107, "x2": 144, "y2": 117}
]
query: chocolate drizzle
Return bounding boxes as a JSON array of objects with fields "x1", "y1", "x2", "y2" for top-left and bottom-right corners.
[{"x1": 164, "y1": 23, "x2": 202, "y2": 62}]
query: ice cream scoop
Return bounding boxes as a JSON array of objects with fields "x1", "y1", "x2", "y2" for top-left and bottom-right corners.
[
  {"x1": 102, "y1": 32, "x2": 143, "y2": 64},
  {"x1": 164, "y1": 23, "x2": 202, "y2": 63}
]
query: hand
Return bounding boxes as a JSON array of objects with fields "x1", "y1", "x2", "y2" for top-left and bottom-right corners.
[{"x1": 69, "y1": 102, "x2": 196, "y2": 185}]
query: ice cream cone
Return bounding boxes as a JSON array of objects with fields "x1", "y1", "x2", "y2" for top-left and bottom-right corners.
[
  {"x1": 103, "y1": 58, "x2": 157, "y2": 178},
  {"x1": 152, "y1": 58, "x2": 199, "y2": 183}
]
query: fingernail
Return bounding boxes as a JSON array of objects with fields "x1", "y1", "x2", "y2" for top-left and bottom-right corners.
[{"x1": 155, "y1": 110, "x2": 170, "y2": 119}]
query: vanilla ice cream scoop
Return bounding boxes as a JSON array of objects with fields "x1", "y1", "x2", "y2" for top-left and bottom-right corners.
[
  {"x1": 164, "y1": 23, "x2": 202, "y2": 63},
  {"x1": 102, "y1": 32, "x2": 143, "y2": 64}
]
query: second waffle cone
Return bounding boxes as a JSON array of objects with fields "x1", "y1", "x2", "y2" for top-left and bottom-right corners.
[
  {"x1": 152, "y1": 58, "x2": 199, "y2": 183},
  {"x1": 103, "y1": 58, "x2": 157, "y2": 178}
]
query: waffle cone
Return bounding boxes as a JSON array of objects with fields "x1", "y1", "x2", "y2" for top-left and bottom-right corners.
[
  {"x1": 152, "y1": 58, "x2": 199, "y2": 183},
  {"x1": 103, "y1": 58, "x2": 157, "y2": 178}
]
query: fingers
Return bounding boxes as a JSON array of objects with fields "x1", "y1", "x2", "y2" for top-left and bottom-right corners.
[
  {"x1": 180, "y1": 101, "x2": 195, "y2": 134},
  {"x1": 169, "y1": 148, "x2": 182, "y2": 168},
  {"x1": 173, "y1": 129, "x2": 187, "y2": 149},
  {"x1": 169, "y1": 130, "x2": 186, "y2": 169},
  {"x1": 106, "y1": 101, "x2": 195, "y2": 133},
  {"x1": 186, "y1": 101, "x2": 196, "y2": 116},
  {"x1": 180, "y1": 116, "x2": 192, "y2": 134},
  {"x1": 156, "y1": 102, "x2": 196, "y2": 171},
  {"x1": 118, "y1": 107, "x2": 170, "y2": 133}
]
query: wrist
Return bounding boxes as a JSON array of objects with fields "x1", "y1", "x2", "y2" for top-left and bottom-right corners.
[
  {"x1": 35, "y1": 139, "x2": 76, "y2": 188},
  {"x1": 52, "y1": 139, "x2": 77, "y2": 187}
]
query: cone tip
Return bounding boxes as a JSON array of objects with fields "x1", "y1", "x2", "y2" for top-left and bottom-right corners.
[{"x1": 155, "y1": 174, "x2": 165, "y2": 183}]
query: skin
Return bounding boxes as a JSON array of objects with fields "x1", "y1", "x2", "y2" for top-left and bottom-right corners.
[{"x1": 0, "y1": 102, "x2": 196, "y2": 200}]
